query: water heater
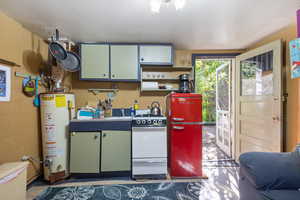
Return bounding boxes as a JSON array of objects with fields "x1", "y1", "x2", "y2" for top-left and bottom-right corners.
[{"x1": 40, "y1": 93, "x2": 75, "y2": 183}]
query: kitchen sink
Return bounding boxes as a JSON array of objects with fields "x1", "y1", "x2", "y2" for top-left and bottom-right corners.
[
  {"x1": 71, "y1": 116, "x2": 132, "y2": 122},
  {"x1": 102, "y1": 116, "x2": 132, "y2": 121}
]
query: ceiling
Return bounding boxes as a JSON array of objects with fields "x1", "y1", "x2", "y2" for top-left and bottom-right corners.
[{"x1": 0, "y1": 0, "x2": 299, "y2": 49}]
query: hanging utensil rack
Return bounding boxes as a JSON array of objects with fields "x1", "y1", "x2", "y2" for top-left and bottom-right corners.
[
  {"x1": 88, "y1": 88, "x2": 119, "y2": 95},
  {"x1": 15, "y1": 72, "x2": 40, "y2": 79},
  {"x1": 0, "y1": 58, "x2": 21, "y2": 67}
]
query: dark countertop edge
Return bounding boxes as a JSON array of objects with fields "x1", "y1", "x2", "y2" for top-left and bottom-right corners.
[{"x1": 69, "y1": 120, "x2": 132, "y2": 132}]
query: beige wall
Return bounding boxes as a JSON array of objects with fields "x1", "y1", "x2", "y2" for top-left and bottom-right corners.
[
  {"x1": 0, "y1": 9, "x2": 298, "y2": 184},
  {"x1": 247, "y1": 24, "x2": 299, "y2": 152},
  {"x1": 72, "y1": 49, "x2": 244, "y2": 112},
  {"x1": 0, "y1": 12, "x2": 48, "y2": 182}
]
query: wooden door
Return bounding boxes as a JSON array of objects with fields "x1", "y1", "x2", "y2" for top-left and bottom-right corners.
[
  {"x1": 139, "y1": 45, "x2": 173, "y2": 65},
  {"x1": 101, "y1": 131, "x2": 131, "y2": 172},
  {"x1": 110, "y1": 45, "x2": 139, "y2": 80},
  {"x1": 235, "y1": 40, "x2": 283, "y2": 158},
  {"x1": 80, "y1": 44, "x2": 110, "y2": 79},
  {"x1": 216, "y1": 62, "x2": 232, "y2": 157},
  {"x1": 70, "y1": 132, "x2": 100, "y2": 173}
]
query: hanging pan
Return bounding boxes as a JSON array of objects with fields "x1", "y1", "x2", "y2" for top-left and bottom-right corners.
[
  {"x1": 49, "y1": 29, "x2": 67, "y2": 61},
  {"x1": 59, "y1": 51, "x2": 80, "y2": 72}
]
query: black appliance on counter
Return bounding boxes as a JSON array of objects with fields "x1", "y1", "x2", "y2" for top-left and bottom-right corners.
[{"x1": 178, "y1": 74, "x2": 193, "y2": 93}]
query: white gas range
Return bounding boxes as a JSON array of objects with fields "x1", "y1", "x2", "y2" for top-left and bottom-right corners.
[{"x1": 132, "y1": 115, "x2": 168, "y2": 179}]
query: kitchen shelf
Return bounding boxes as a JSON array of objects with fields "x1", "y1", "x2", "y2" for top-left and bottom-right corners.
[
  {"x1": 88, "y1": 88, "x2": 119, "y2": 95},
  {"x1": 141, "y1": 88, "x2": 178, "y2": 92},
  {"x1": 141, "y1": 66, "x2": 192, "y2": 70},
  {"x1": 142, "y1": 78, "x2": 179, "y2": 81},
  {"x1": 140, "y1": 65, "x2": 192, "y2": 93}
]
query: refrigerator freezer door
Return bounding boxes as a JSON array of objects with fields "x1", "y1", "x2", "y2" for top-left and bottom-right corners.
[
  {"x1": 169, "y1": 124, "x2": 202, "y2": 177},
  {"x1": 169, "y1": 96, "x2": 202, "y2": 123}
]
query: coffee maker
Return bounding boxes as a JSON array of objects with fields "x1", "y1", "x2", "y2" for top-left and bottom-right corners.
[{"x1": 178, "y1": 74, "x2": 193, "y2": 93}]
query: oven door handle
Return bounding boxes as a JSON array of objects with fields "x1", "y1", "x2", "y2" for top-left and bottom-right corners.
[
  {"x1": 132, "y1": 127, "x2": 166, "y2": 132},
  {"x1": 173, "y1": 126, "x2": 185, "y2": 130}
]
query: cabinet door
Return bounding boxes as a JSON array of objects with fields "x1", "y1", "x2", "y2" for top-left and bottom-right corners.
[
  {"x1": 70, "y1": 132, "x2": 100, "y2": 173},
  {"x1": 139, "y1": 45, "x2": 173, "y2": 65},
  {"x1": 80, "y1": 44, "x2": 110, "y2": 79},
  {"x1": 101, "y1": 131, "x2": 131, "y2": 172},
  {"x1": 110, "y1": 45, "x2": 139, "y2": 80}
]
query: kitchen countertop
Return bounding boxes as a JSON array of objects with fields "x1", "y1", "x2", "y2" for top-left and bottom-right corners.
[
  {"x1": 69, "y1": 117, "x2": 133, "y2": 132},
  {"x1": 71, "y1": 116, "x2": 133, "y2": 122}
]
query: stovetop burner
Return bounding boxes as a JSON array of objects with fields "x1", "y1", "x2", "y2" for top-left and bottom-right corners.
[{"x1": 132, "y1": 114, "x2": 167, "y2": 127}]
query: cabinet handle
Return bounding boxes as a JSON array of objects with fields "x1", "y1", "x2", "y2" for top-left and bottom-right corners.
[
  {"x1": 71, "y1": 132, "x2": 76, "y2": 136},
  {"x1": 103, "y1": 133, "x2": 107, "y2": 138},
  {"x1": 141, "y1": 58, "x2": 144, "y2": 61},
  {"x1": 112, "y1": 74, "x2": 115, "y2": 78},
  {"x1": 94, "y1": 135, "x2": 98, "y2": 140},
  {"x1": 103, "y1": 74, "x2": 106, "y2": 77}
]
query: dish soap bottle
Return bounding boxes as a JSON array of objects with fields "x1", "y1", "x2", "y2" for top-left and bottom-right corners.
[{"x1": 133, "y1": 100, "x2": 139, "y2": 116}]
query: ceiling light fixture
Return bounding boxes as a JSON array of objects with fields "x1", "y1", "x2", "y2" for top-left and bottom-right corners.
[
  {"x1": 150, "y1": 0, "x2": 162, "y2": 13},
  {"x1": 174, "y1": 0, "x2": 186, "y2": 10},
  {"x1": 150, "y1": 0, "x2": 186, "y2": 13}
]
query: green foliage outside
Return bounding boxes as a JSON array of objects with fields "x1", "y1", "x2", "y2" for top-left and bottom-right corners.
[{"x1": 195, "y1": 59, "x2": 229, "y2": 122}]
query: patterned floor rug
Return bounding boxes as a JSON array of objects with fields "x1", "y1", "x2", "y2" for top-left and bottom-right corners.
[
  {"x1": 35, "y1": 180, "x2": 239, "y2": 200},
  {"x1": 34, "y1": 126, "x2": 240, "y2": 200}
]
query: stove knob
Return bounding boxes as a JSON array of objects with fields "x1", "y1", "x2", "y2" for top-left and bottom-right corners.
[
  {"x1": 153, "y1": 120, "x2": 158, "y2": 124},
  {"x1": 136, "y1": 120, "x2": 141, "y2": 124},
  {"x1": 147, "y1": 120, "x2": 151, "y2": 124},
  {"x1": 142, "y1": 120, "x2": 146, "y2": 124},
  {"x1": 158, "y1": 120, "x2": 162, "y2": 124}
]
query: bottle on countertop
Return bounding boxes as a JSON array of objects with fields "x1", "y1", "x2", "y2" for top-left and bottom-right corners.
[
  {"x1": 132, "y1": 100, "x2": 139, "y2": 116},
  {"x1": 134, "y1": 100, "x2": 139, "y2": 110}
]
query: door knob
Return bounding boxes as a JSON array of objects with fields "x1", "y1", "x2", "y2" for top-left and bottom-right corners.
[{"x1": 272, "y1": 116, "x2": 280, "y2": 121}]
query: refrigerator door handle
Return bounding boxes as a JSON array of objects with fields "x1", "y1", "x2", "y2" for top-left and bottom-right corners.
[
  {"x1": 173, "y1": 118, "x2": 184, "y2": 121},
  {"x1": 173, "y1": 126, "x2": 185, "y2": 130}
]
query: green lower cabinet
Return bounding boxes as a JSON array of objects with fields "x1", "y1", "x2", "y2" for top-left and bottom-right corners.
[
  {"x1": 101, "y1": 131, "x2": 131, "y2": 172},
  {"x1": 70, "y1": 132, "x2": 101, "y2": 173}
]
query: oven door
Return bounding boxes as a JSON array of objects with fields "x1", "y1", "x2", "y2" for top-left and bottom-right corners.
[
  {"x1": 132, "y1": 127, "x2": 167, "y2": 158},
  {"x1": 132, "y1": 158, "x2": 167, "y2": 175}
]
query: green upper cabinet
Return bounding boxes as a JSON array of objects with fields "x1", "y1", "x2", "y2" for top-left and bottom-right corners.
[
  {"x1": 139, "y1": 44, "x2": 173, "y2": 65},
  {"x1": 80, "y1": 44, "x2": 110, "y2": 79},
  {"x1": 110, "y1": 45, "x2": 139, "y2": 80}
]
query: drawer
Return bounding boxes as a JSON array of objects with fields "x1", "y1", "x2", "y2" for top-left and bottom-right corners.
[{"x1": 132, "y1": 158, "x2": 167, "y2": 175}]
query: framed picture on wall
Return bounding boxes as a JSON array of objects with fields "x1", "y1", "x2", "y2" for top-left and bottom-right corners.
[
  {"x1": 289, "y1": 38, "x2": 300, "y2": 79},
  {"x1": 0, "y1": 65, "x2": 11, "y2": 101}
]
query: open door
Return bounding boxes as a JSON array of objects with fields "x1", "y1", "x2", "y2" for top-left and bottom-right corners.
[
  {"x1": 235, "y1": 40, "x2": 283, "y2": 159},
  {"x1": 216, "y1": 62, "x2": 232, "y2": 157}
]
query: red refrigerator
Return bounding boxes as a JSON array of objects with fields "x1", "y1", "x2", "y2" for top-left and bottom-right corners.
[{"x1": 166, "y1": 93, "x2": 202, "y2": 177}]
